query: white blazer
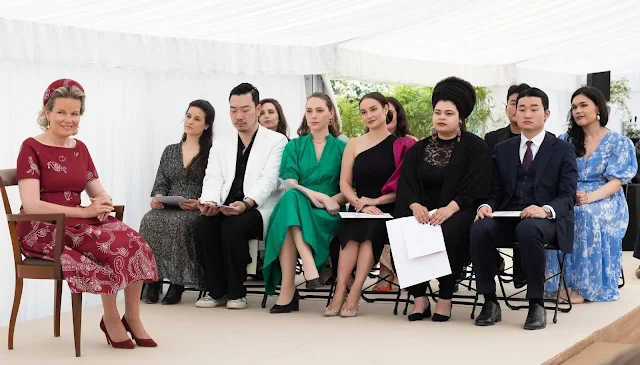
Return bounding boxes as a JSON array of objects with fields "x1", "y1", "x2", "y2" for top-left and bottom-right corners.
[{"x1": 200, "y1": 124, "x2": 287, "y2": 237}]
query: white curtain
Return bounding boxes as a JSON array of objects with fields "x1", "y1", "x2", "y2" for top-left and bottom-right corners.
[{"x1": 0, "y1": 60, "x2": 307, "y2": 326}]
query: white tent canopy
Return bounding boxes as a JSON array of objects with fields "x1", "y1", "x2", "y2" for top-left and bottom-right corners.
[{"x1": 2, "y1": 0, "x2": 640, "y2": 85}]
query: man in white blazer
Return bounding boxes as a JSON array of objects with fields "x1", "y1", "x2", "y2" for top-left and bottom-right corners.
[{"x1": 193, "y1": 83, "x2": 287, "y2": 310}]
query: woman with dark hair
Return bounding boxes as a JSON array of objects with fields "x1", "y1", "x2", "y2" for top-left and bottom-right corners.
[
  {"x1": 262, "y1": 92, "x2": 346, "y2": 313},
  {"x1": 259, "y1": 98, "x2": 289, "y2": 138},
  {"x1": 395, "y1": 77, "x2": 491, "y2": 322},
  {"x1": 545, "y1": 86, "x2": 637, "y2": 303},
  {"x1": 325, "y1": 92, "x2": 415, "y2": 317},
  {"x1": 375, "y1": 96, "x2": 418, "y2": 291},
  {"x1": 387, "y1": 96, "x2": 417, "y2": 140},
  {"x1": 141, "y1": 99, "x2": 215, "y2": 305}
]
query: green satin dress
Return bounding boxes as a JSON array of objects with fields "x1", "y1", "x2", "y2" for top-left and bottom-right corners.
[{"x1": 263, "y1": 134, "x2": 346, "y2": 295}]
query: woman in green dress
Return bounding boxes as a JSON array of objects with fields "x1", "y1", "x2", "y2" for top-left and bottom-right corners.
[{"x1": 263, "y1": 92, "x2": 347, "y2": 313}]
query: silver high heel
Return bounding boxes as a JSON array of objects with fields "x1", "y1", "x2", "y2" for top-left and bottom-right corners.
[
  {"x1": 324, "y1": 297, "x2": 345, "y2": 317},
  {"x1": 340, "y1": 303, "x2": 360, "y2": 318}
]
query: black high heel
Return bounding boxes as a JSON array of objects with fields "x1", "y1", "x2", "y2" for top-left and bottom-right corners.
[
  {"x1": 408, "y1": 304, "x2": 432, "y2": 322},
  {"x1": 161, "y1": 284, "x2": 184, "y2": 305},
  {"x1": 432, "y1": 300, "x2": 452, "y2": 322},
  {"x1": 144, "y1": 281, "x2": 161, "y2": 304},
  {"x1": 270, "y1": 290, "x2": 300, "y2": 314}
]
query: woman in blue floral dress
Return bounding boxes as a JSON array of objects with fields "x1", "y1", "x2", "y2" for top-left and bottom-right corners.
[{"x1": 545, "y1": 87, "x2": 637, "y2": 303}]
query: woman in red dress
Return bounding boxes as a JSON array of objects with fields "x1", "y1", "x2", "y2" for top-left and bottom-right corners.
[{"x1": 16, "y1": 79, "x2": 158, "y2": 349}]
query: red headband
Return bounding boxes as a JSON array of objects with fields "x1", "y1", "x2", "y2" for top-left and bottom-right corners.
[{"x1": 42, "y1": 79, "x2": 85, "y2": 106}]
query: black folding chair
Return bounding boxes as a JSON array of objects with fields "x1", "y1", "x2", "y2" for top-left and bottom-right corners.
[{"x1": 470, "y1": 241, "x2": 572, "y2": 324}]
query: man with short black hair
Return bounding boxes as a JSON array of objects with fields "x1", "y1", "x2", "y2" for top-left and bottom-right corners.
[
  {"x1": 193, "y1": 83, "x2": 287, "y2": 310},
  {"x1": 484, "y1": 83, "x2": 531, "y2": 288},
  {"x1": 471, "y1": 87, "x2": 577, "y2": 330}
]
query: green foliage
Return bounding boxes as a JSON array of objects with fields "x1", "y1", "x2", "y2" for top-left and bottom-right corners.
[{"x1": 331, "y1": 79, "x2": 497, "y2": 139}]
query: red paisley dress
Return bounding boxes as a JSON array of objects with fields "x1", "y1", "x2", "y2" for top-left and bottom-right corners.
[{"x1": 16, "y1": 137, "x2": 158, "y2": 294}]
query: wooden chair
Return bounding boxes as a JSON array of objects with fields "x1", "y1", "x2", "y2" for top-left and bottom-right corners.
[{"x1": 0, "y1": 168, "x2": 125, "y2": 357}]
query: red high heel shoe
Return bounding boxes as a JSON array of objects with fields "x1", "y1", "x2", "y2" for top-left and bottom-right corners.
[
  {"x1": 122, "y1": 316, "x2": 158, "y2": 347},
  {"x1": 99, "y1": 318, "x2": 135, "y2": 349}
]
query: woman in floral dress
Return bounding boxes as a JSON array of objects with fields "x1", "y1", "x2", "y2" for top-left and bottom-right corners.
[
  {"x1": 16, "y1": 79, "x2": 158, "y2": 349},
  {"x1": 545, "y1": 86, "x2": 637, "y2": 303}
]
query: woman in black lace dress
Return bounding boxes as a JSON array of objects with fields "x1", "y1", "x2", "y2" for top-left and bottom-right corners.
[
  {"x1": 395, "y1": 77, "x2": 491, "y2": 322},
  {"x1": 140, "y1": 100, "x2": 215, "y2": 304}
]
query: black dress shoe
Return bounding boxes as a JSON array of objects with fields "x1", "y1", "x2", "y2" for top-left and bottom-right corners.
[
  {"x1": 144, "y1": 281, "x2": 161, "y2": 304},
  {"x1": 524, "y1": 302, "x2": 546, "y2": 330},
  {"x1": 408, "y1": 305, "x2": 432, "y2": 322},
  {"x1": 270, "y1": 290, "x2": 300, "y2": 313},
  {"x1": 161, "y1": 284, "x2": 184, "y2": 305},
  {"x1": 513, "y1": 273, "x2": 527, "y2": 289},
  {"x1": 305, "y1": 278, "x2": 323, "y2": 290},
  {"x1": 475, "y1": 301, "x2": 502, "y2": 326}
]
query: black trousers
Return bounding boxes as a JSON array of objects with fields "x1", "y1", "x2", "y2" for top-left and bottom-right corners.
[
  {"x1": 193, "y1": 210, "x2": 263, "y2": 300},
  {"x1": 494, "y1": 248, "x2": 523, "y2": 276},
  {"x1": 470, "y1": 218, "x2": 556, "y2": 299},
  {"x1": 634, "y1": 231, "x2": 640, "y2": 259},
  {"x1": 405, "y1": 209, "x2": 475, "y2": 300}
]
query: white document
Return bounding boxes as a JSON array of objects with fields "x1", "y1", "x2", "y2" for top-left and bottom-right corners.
[
  {"x1": 492, "y1": 211, "x2": 522, "y2": 218},
  {"x1": 339, "y1": 212, "x2": 394, "y2": 219},
  {"x1": 278, "y1": 178, "x2": 319, "y2": 207},
  {"x1": 386, "y1": 216, "x2": 451, "y2": 289},
  {"x1": 153, "y1": 196, "x2": 187, "y2": 206},
  {"x1": 203, "y1": 201, "x2": 234, "y2": 209},
  {"x1": 401, "y1": 214, "x2": 446, "y2": 259}
]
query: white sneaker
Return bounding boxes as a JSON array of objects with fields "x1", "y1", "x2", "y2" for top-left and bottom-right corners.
[
  {"x1": 226, "y1": 297, "x2": 248, "y2": 309},
  {"x1": 195, "y1": 295, "x2": 228, "y2": 308}
]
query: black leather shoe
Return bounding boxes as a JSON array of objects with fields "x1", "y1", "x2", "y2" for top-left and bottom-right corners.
[
  {"x1": 524, "y1": 303, "x2": 546, "y2": 330},
  {"x1": 270, "y1": 290, "x2": 300, "y2": 313},
  {"x1": 162, "y1": 284, "x2": 184, "y2": 305},
  {"x1": 475, "y1": 301, "x2": 502, "y2": 326},
  {"x1": 305, "y1": 278, "x2": 323, "y2": 290},
  {"x1": 513, "y1": 273, "x2": 527, "y2": 289},
  {"x1": 144, "y1": 281, "x2": 161, "y2": 304},
  {"x1": 408, "y1": 305, "x2": 432, "y2": 322}
]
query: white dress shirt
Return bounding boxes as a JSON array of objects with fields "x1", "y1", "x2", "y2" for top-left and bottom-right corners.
[
  {"x1": 519, "y1": 129, "x2": 546, "y2": 162},
  {"x1": 479, "y1": 129, "x2": 555, "y2": 219}
]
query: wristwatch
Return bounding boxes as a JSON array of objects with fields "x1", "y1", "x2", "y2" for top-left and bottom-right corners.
[
  {"x1": 542, "y1": 206, "x2": 552, "y2": 218},
  {"x1": 242, "y1": 198, "x2": 252, "y2": 211}
]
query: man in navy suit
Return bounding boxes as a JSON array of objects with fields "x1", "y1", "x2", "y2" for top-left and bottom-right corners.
[
  {"x1": 484, "y1": 83, "x2": 530, "y2": 288},
  {"x1": 470, "y1": 88, "x2": 577, "y2": 330}
]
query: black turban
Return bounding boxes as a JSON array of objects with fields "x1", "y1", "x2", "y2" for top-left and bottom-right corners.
[{"x1": 431, "y1": 76, "x2": 477, "y2": 120}]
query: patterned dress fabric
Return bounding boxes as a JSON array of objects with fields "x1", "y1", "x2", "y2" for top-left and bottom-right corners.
[
  {"x1": 139, "y1": 143, "x2": 205, "y2": 288},
  {"x1": 545, "y1": 131, "x2": 637, "y2": 301}
]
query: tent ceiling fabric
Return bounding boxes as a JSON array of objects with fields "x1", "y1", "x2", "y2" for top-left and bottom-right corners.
[
  {"x1": 2, "y1": 0, "x2": 640, "y2": 85},
  {"x1": 0, "y1": 0, "x2": 453, "y2": 46}
]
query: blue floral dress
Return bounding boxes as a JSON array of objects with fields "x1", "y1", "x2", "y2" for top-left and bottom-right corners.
[{"x1": 545, "y1": 131, "x2": 637, "y2": 301}]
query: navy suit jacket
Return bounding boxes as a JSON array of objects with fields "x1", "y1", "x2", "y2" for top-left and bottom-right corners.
[{"x1": 484, "y1": 132, "x2": 578, "y2": 253}]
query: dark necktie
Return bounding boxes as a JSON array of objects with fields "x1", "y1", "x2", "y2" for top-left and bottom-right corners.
[{"x1": 522, "y1": 141, "x2": 533, "y2": 171}]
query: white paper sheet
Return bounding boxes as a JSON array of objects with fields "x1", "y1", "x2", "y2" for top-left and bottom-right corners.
[
  {"x1": 386, "y1": 217, "x2": 451, "y2": 289},
  {"x1": 401, "y1": 215, "x2": 446, "y2": 260},
  {"x1": 278, "y1": 178, "x2": 319, "y2": 207},
  {"x1": 203, "y1": 201, "x2": 234, "y2": 209},
  {"x1": 153, "y1": 196, "x2": 187, "y2": 206},
  {"x1": 492, "y1": 211, "x2": 522, "y2": 218},
  {"x1": 339, "y1": 212, "x2": 394, "y2": 219}
]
